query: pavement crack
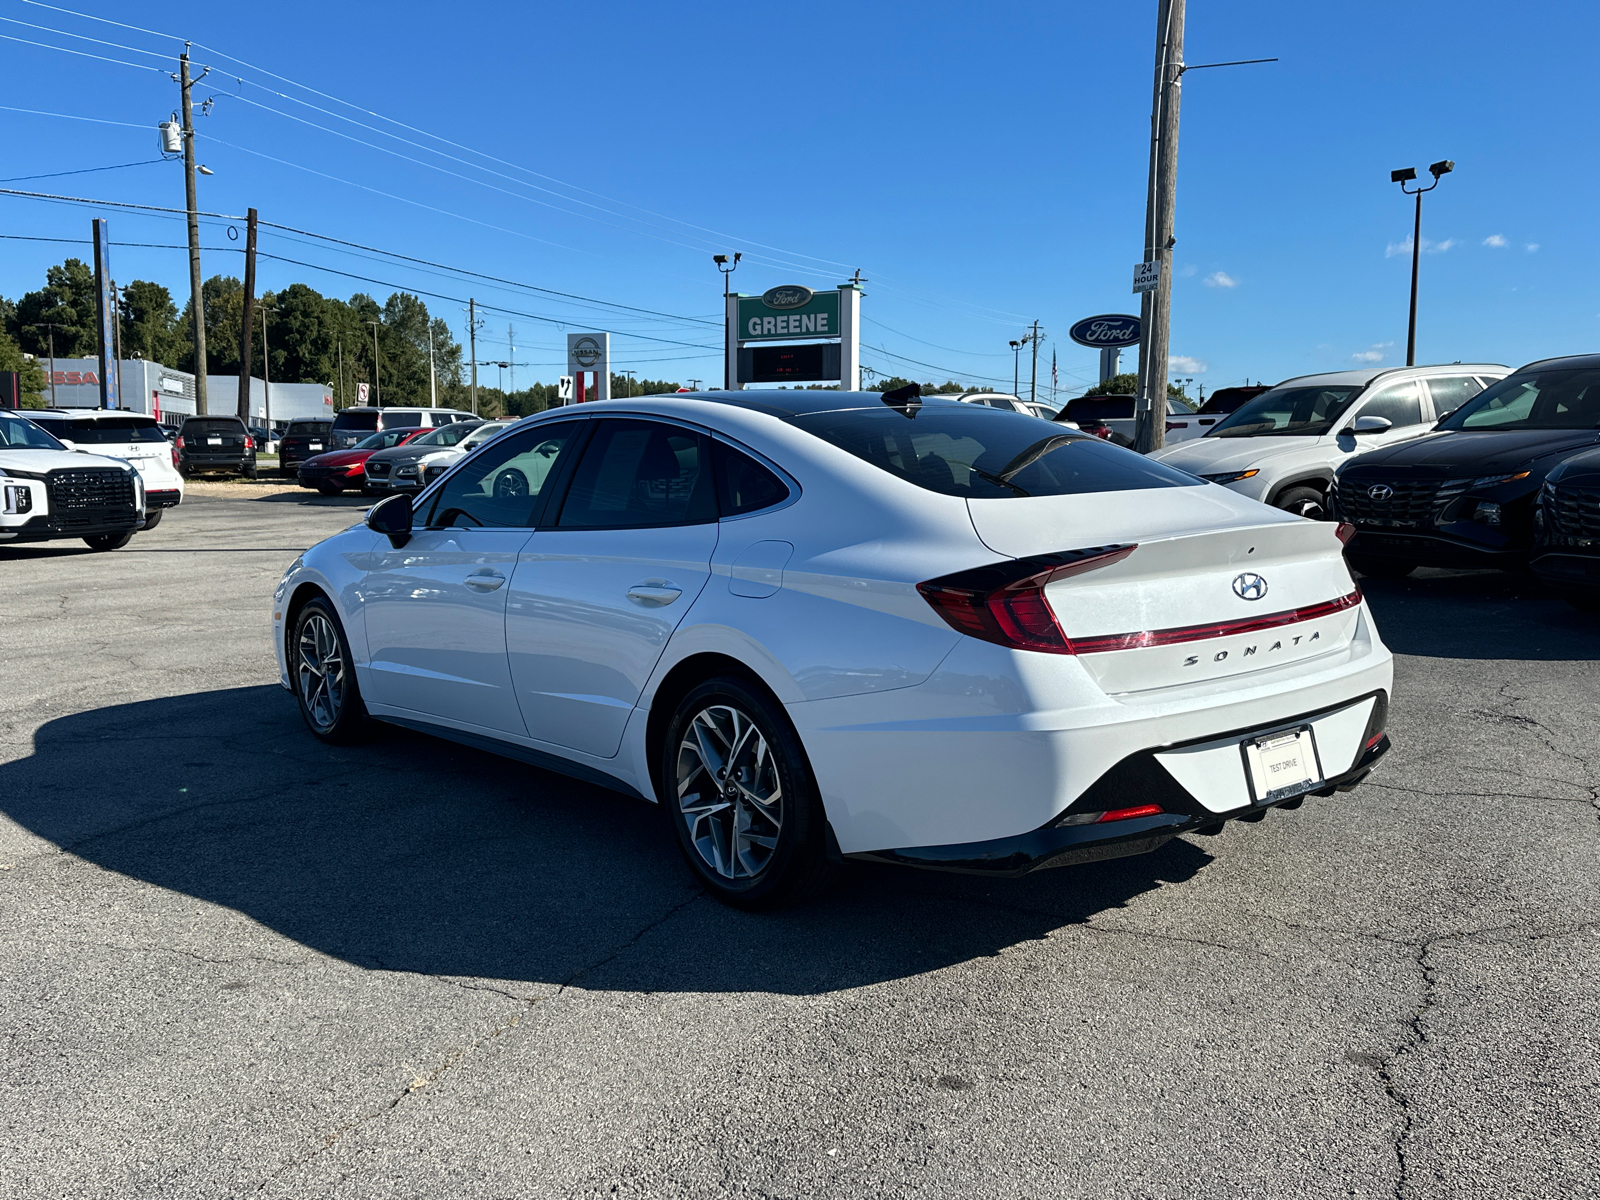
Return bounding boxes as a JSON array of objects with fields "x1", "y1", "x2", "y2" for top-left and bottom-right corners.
[
  {"x1": 557, "y1": 889, "x2": 704, "y2": 993},
  {"x1": 94, "y1": 941, "x2": 308, "y2": 968}
]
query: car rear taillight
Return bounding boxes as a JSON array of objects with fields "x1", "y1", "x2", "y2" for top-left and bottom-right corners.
[
  {"x1": 174, "y1": 435, "x2": 185, "y2": 449},
  {"x1": 171, "y1": 446, "x2": 179, "y2": 469},
  {"x1": 917, "y1": 545, "x2": 1137, "y2": 654},
  {"x1": 1057, "y1": 802, "x2": 1165, "y2": 826},
  {"x1": 244, "y1": 436, "x2": 255, "y2": 450}
]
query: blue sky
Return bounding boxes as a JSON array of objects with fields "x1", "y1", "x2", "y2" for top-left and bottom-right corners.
[{"x1": 2, "y1": 0, "x2": 1595, "y2": 398}]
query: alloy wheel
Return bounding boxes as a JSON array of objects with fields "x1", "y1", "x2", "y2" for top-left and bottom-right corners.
[
  {"x1": 297, "y1": 613, "x2": 347, "y2": 732},
  {"x1": 676, "y1": 704, "x2": 784, "y2": 880}
]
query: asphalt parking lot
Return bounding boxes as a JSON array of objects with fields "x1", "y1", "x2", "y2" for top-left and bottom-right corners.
[{"x1": 3, "y1": 491, "x2": 1598, "y2": 1199}]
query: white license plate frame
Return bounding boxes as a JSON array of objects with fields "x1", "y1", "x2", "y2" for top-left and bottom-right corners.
[
  {"x1": 206, "y1": 436, "x2": 222, "y2": 445},
  {"x1": 309, "y1": 442, "x2": 323, "y2": 450},
  {"x1": 1242, "y1": 726, "x2": 1323, "y2": 806}
]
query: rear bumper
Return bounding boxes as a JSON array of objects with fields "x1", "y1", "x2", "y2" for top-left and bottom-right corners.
[
  {"x1": 1347, "y1": 529, "x2": 1524, "y2": 569},
  {"x1": 146, "y1": 489, "x2": 182, "y2": 509},
  {"x1": 181, "y1": 454, "x2": 254, "y2": 470},
  {"x1": 853, "y1": 706, "x2": 1390, "y2": 876}
]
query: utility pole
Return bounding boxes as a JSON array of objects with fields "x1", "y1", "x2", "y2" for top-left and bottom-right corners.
[
  {"x1": 337, "y1": 337, "x2": 345, "y2": 409},
  {"x1": 507, "y1": 324, "x2": 516, "y2": 397},
  {"x1": 261, "y1": 305, "x2": 272, "y2": 436},
  {"x1": 237, "y1": 207, "x2": 258, "y2": 423},
  {"x1": 177, "y1": 46, "x2": 210, "y2": 414},
  {"x1": 30, "y1": 324, "x2": 62, "y2": 406},
  {"x1": 1028, "y1": 320, "x2": 1042, "y2": 404},
  {"x1": 468, "y1": 298, "x2": 479, "y2": 416},
  {"x1": 1134, "y1": 0, "x2": 1185, "y2": 454},
  {"x1": 622, "y1": 369, "x2": 636, "y2": 398},
  {"x1": 427, "y1": 324, "x2": 438, "y2": 407},
  {"x1": 365, "y1": 319, "x2": 382, "y2": 406}
]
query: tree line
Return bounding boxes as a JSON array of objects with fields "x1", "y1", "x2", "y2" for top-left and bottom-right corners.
[{"x1": 0, "y1": 258, "x2": 688, "y2": 416}]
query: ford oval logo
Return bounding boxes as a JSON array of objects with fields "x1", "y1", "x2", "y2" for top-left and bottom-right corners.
[
  {"x1": 761, "y1": 285, "x2": 814, "y2": 310},
  {"x1": 1232, "y1": 572, "x2": 1268, "y2": 601},
  {"x1": 1068, "y1": 314, "x2": 1142, "y2": 349},
  {"x1": 1367, "y1": 484, "x2": 1394, "y2": 501}
]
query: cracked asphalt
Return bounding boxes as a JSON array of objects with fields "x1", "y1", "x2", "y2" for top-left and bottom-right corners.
[{"x1": 2, "y1": 493, "x2": 1597, "y2": 1199}]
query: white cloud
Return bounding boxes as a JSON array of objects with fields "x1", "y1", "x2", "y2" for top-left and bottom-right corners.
[
  {"x1": 1527, "y1": 242, "x2": 1540, "y2": 253},
  {"x1": 1385, "y1": 235, "x2": 1455, "y2": 257},
  {"x1": 1180, "y1": 263, "x2": 1198, "y2": 278},
  {"x1": 1483, "y1": 234, "x2": 1507, "y2": 247},
  {"x1": 1203, "y1": 271, "x2": 1237, "y2": 288},
  {"x1": 1169, "y1": 355, "x2": 1208, "y2": 374},
  {"x1": 1351, "y1": 341, "x2": 1393, "y2": 364}
]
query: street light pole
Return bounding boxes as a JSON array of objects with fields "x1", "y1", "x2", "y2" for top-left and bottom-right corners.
[
  {"x1": 365, "y1": 319, "x2": 382, "y2": 406},
  {"x1": 1391, "y1": 160, "x2": 1454, "y2": 366},
  {"x1": 427, "y1": 324, "x2": 437, "y2": 408},
  {"x1": 1010, "y1": 339, "x2": 1022, "y2": 397},
  {"x1": 714, "y1": 253, "x2": 741, "y2": 389}
]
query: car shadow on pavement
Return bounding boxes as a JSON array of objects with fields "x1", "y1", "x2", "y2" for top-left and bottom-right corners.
[
  {"x1": 1358, "y1": 567, "x2": 1600, "y2": 661},
  {"x1": 2, "y1": 686, "x2": 1212, "y2": 996}
]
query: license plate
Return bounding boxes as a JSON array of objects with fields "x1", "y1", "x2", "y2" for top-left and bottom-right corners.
[
  {"x1": 309, "y1": 442, "x2": 322, "y2": 450},
  {"x1": 1243, "y1": 727, "x2": 1322, "y2": 805},
  {"x1": 207, "y1": 436, "x2": 222, "y2": 445}
]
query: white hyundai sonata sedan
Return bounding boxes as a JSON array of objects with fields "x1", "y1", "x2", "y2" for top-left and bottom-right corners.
[{"x1": 271, "y1": 387, "x2": 1393, "y2": 907}]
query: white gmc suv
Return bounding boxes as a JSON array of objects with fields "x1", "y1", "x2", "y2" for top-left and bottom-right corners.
[{"x1": 0, "y1": 409, "x2": 146, "y2": 550}]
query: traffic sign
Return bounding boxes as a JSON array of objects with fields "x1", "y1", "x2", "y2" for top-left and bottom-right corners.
[{"x1": 558, "y1": 375, "x2": 574, "y2": 402}]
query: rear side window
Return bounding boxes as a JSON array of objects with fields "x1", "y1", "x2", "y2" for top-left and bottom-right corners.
[
  {"x1": 557, "y1": 419, "x2": 716, "y2": 528},
  {"x1": 332, "y1": 410, "x2": 378, "y2": 432},
  {"x1": 1424, "y1": 376, "x2": 1482, "y2": 416},
  {"x1": 715, "y1": 442, "x2": 790, "y2": 515},
  {"x1": 789, "y1": 403, "x2": 1201, "y2": 499},
  {"x1": 383, "y1": 411, "x2": 422, "y2": 428}
]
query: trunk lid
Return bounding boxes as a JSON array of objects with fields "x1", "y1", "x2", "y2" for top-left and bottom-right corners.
[{"x1": 967, "y1": 488, "x2": 1361, "y2": 694}]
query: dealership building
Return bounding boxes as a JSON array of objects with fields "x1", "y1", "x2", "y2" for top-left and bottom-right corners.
[{"x1": 37, "y1": 358, "x2": 334, "y2": 427}]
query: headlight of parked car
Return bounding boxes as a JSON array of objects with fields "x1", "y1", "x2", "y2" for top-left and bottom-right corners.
[{"x1": 1201, "y1": 468, "x2": 1260, "y2": 484}]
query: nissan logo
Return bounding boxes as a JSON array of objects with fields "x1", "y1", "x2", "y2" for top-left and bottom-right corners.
[
  {"x1": 1367, "y1": 484, "x2": 1394, "y2": 501},
  {"x1": 1232, "y1": 572, "x2": 1269, "y2": 601},
  {"x1": 572, "y1": 337, "x2": 603, "y2": 368}
]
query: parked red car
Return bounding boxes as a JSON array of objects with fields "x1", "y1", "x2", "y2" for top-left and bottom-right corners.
[{"x1": 296, "y1": 428, "x2": 426, "y2": 495}]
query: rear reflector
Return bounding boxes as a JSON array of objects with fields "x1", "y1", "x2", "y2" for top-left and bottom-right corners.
[
  {"x1": 918, "y1": 545, "x2": 1137, "y2": 654},
  {"x1": 1336, "y1": 521, "x2": 1356, "y2": 545},
  {"x1": 1070, "y1": 589, "x2": 1363, "y2": 655},
  {"x1": 1364, "y1": 731, "x2": 1385, "y2": 751},
  {"x1": 1096, "y1": 804, "x2": 1163, "y2": 823}
]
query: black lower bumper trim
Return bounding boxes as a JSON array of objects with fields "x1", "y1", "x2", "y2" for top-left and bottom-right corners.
[
  {"x1": 851, "y1": 697, "x2": 1391, "y2": 877},
  {"x1": 1348, "y1": 530, "x2": 1522, "y2": 569}
]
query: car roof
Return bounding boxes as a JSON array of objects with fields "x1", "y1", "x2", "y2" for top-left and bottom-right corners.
[
  {"x1": 1270, "y1": 364, "x2": 1511, "y2": 389},
  {"x1": 565, "y1": 390, "x2": 984, "y2": 419},
  {"x1": 33, "y1": 408, "x2": 161, "y2": 421},
  {"x1": 332, "y1": 405, "x2": 461, "y2": 414},
  {"x1": 1515, "y1": 353, "x2": 1600, "y2": 372}
]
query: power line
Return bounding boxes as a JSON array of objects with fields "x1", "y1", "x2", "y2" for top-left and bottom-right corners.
[
  {"x1": 0, "y1": 159, "x2": 167, "y2": 184},
  {"x1": 0, "y1": 29, "x2": 162, "y2": 72},
  {"x1": 0, "y1": 103, "x2": 145, "y2": 128}
]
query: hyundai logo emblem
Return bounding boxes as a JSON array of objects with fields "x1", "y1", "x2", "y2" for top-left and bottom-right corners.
[
  {"x1": 1232, "y1": 572, "x2": 1269, "y2": 601},
  {"x1": 1367, "y1": 484, "x2": 1394, "y2": 501}
]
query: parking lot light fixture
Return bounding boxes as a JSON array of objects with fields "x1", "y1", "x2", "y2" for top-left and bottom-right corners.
[{"x1": 1392, "y1": 159, "x2": 1453, "y2": 366}]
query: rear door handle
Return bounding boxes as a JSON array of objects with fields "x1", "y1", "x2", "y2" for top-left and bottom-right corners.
[
  {"x1": 464, "y1": 570, "x2": 506, "y2": 592},
  {"x1": 627, "y1": 583, "x2": 683, "y2": 606}
]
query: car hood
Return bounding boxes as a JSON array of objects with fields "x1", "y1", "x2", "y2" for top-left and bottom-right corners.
[
  {"x1": 1547, "y1": 444, "x2": 1600, "y2": 488},
  {"x1": 1340, "y1": 429, "x2": 1600, "y2": 477},
  {"x1": 1150, "y1": 435, "x2": 1324, "y2": 473},
  {"x1": 0, "y1": 448, "x2": 135, "y2": 473},
  {"x1": 302, "y1": 449, "x2": 373, "y2": 468},
  {"x1": 365, "y1": 443, "x2": 437, "y2": 466}
]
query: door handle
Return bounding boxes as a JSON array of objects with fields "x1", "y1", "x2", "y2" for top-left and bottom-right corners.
[
  {"x1": 627, "y1": 583, "x2": 683, "y2": 606},
  {"x1": 464, "y1": 570, "x2": 506, "y2": 592}
]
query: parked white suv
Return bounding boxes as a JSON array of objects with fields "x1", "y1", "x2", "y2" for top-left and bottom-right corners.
[
  {"x1": 26, "y1": 409, "x2": 185, "y2": 529},
  {"x1": 1148, "y1": 364, "x2": 1510, "y2": 519},
  {"x1": 0, "y1": 409, "x2": 146, "y2": 549},
  {"x1": 328, "y1": 405, "x2": 475, "y2": 451}
]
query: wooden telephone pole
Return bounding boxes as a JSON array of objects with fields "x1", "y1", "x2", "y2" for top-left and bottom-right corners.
[{"x1": 1134, "y1": 0, "x2": 1185, "y2": 454}]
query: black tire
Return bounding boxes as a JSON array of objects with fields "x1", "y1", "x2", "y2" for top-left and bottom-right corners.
[
  {"x1": 1275, "y1": 485, "x2": 1329, "y2": 521},
  {"x1": 82, "y1": 530, "x2": 133, "y2": 551},
  {"x1": 661, "y1": 676, "x2": 837, "y2": 909},
  {"x1": 291, "y1": 597, "x2": 369, "y2": 743},
  {"x1": 316, "y1": 481, "x2": 344, "y2": 496},
  {"x1": 178, "y1": 465, "x2": 191, "y2": 480},
  {"x1": 140, "y1": 509, "x2": 163, "y2": 530},
  {"x1": 1346, "y1": 553, "x2": 1416, "y2": 579},
  {"x1": 242, "y1": 463, "x2": 258, "y2": 480}
]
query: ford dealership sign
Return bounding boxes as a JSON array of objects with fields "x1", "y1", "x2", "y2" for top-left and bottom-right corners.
[{"x1": 1068, "y1": 314, "x2": 1142, "y2": 349}]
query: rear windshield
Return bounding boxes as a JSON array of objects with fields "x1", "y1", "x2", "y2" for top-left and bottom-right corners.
[
  {"x1": 46, "y1": 417, "x2": 168, "y2": 444},
  {"x1": 1206, "y1": 385, "x2": 1364, "y2": 437},
  {"x1": 181, "y1": 418, "x2": 246, "y2": 435},
  {"x1": 1437, "y1": 368, "x2": 1600, "y2": 431},
  {"x1": 789, "y1": 402, "x2": 1201, "y2": 498},
  {"x1": 331, "y1": 410, "x2": 379, "y2": 432},
  {"x1": 286, "y1": 420, "x2": 331, "y2": 435}
]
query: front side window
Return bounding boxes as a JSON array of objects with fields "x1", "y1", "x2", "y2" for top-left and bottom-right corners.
[
  {"x1": 424, "y1": 422, "x2": 580, "y2": 529},
  {"x1": 557, "y1": 419, "x2": 716, "y2": 529},
  {"x1": 1439, "y1": 369, "x2": 1600, "y2": 431},
  {"x1": 1206, "y1": 385, "x2": 1364, "y2": 437},
  {"x1": 1357, "y1": 380, "x2": 1425, "y2": 428},
  {"x1": 460, "y1": 422, "x2": 511, "y2": 451},
  {"x1": 789, "y1": 403, "x2": 1200, "y2": 498},
  {"x1": 409, "y1": 423, "x2": 479, "y2": 447},
  {"x1": 0, "y1": 412, "x2": 65, "y2": 450}
]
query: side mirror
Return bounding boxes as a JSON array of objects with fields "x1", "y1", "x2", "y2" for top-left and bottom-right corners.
[
  {"x1": 365, "y1": 492, "x2": 413, "y2": 548},
  {"x1": 1435, "y1": 408, "x2": 1457, "y2": 422},
  {"x1": 59, "y1": 438, "x2": 79, "y2": 450},
  {"x1": 1342, "y1": 415, "x2": 1393, "y2": 436}
]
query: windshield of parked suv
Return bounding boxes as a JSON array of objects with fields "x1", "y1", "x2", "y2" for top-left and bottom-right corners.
[
  {"x1": 1437, "y1": 368, "x2": 1600, "y2": 431},
  {"x1": 408, "y1": 422, "x2": 480, "y2": 447},
  {"x1": 789, "y1": 402, "x2": 1202, "y2": 498},
  {"x1": 1205, "y1": 385, "x2": 1365, "y2": 437},
  {"x1": 0, "y1": 411, "x2": 66, "y2": 450},
  {"x1": 41, "y1": 416, "x2": 168, "y2": 444},
  {"x1": 355, "y1": 429, "x2": 416, "y2": 451}
]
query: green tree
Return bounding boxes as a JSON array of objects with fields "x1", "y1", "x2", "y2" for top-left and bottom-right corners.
[
  {"x1": 610, "y1": 373, "x2": 681, "y2": 397},
  {"x1": 1082, "y1": 371, "x2": 1190, "y2": 401},
  {"x1": 119, "y1": 280, "x2": 181, "y2": 365},
  {"x1": 867, "y1": 375, "x2": 981, "y2": 394},
  {"x1": 0, "y1": 325, "x2": 49, "y2": 406},
  {"x1": 13, "y1": 258, "x2": 99, "y2": 359}
]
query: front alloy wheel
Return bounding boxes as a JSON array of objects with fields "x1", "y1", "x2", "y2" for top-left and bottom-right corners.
[
  {"x1": 293, "y1": 598, "x2": 368, "y2": 742},
  {"x1": 663, "y1": 678, "x2": 835, "y2": 908}
]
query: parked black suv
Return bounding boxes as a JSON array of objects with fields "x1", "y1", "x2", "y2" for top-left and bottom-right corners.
[
  {"x1": 1332, "y1": 356, "x2": 1600, "y2": 577},
  {"x1": 1531, "y1": 445, "x2": 1600, "y2": 610},
  {"x1": 176, "y1": 416, "x2": 257, "y2": 478},
  {"x1": 277, "y1": 418, "x2": 333, "y2": 476}
]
